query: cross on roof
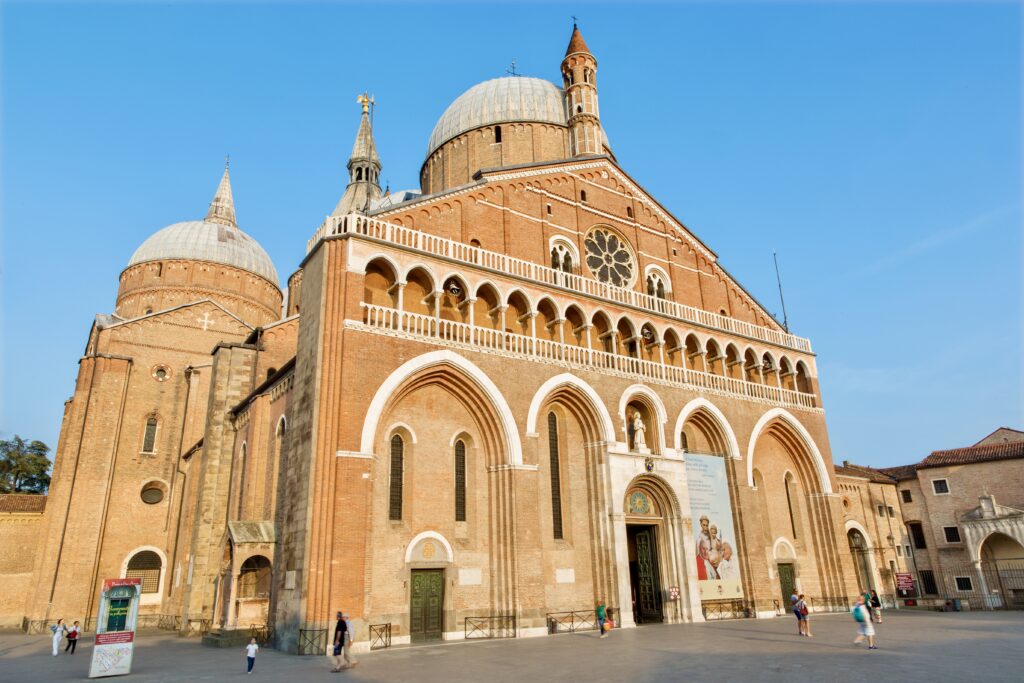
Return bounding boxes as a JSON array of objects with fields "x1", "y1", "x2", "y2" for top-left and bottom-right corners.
[{"x1": 505, "y1": 60, "x2": 519, "y2": 77}]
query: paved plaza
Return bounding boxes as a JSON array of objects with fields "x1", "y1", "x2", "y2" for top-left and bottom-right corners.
[{"x1": 2, "y1": 611, "x2": 1022, "y2": 682}]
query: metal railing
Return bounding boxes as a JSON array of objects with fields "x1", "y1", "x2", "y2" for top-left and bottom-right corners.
[
  {"x1": 359, "y1": 304, "x2": 819, "y2": 412},
  {"x1": 369, "y1": 623, "x2": 392, "y2": 650},
  {"x1": 701, "y1": 600, "x2": 756, "y2": 621},
  {"x1": 546, "y1": 608, "x2": 617, "y2": 634},
  {"x1": 249, "y1": 622, "x2": 273, "y2": 645},
  {"x1": 298, "y1": 628, "x2": 328, "y2": 655},
  {"x1": 465, "y1": 615, "x2": 517, "y2": 639},
  {"x1": 185, "y1": 618, "x2": 212, "y2": 637},
  {"x1": 312, "y1": 213, "x2": 813, "y2": 353}
]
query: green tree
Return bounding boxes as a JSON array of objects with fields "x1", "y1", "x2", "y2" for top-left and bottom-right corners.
[{"x1": 0, "y1": 436, "x2": 52, "y2": 494}]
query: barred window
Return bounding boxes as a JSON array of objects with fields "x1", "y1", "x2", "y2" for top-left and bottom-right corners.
[
  {"x1": 548, "y1": 413, "x2": 563, "y2": 540},
  {"x1": 955, "y1": 576, "x2": 973, "y2": 592},
  {"x1": 455, "y1": 440, "x2": 467, "y2": 522},
  {"x1": 389, "y1": 435, "x2": 404, "y2": 521},
  {"x1": 901, "y1": 489, "x2": 912, "y2": 504},
  {"x1": 908, "y1": 522, "x2": 927, "y2": 550},
  {"x1": 944, "y1": 526, "x2": 962, "y2": 543},
  {"x1": 142, "y1": 418, "x2": 158, "y2": 453},
  {"x1": 126, "y1": 550, "x2": 162, "y2": 594}
]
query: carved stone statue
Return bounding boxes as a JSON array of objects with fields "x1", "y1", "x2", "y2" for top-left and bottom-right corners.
[{"x1": 632, "y1": 411, "x2": 647, "y2": 450}]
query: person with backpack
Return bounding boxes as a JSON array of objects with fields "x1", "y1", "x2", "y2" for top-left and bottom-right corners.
[
  {"x1": 65, "y1": 620, "x2": 81, "y2": 653},
  {"x1": 795, "y1": 594, "x2": 812, "y2": 637},
  {"x1": 853, "y1": 596, "x2": 877, "y2": 649}
]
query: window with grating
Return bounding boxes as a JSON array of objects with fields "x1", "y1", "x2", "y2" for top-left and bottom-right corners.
[
  {"x1": 142, "y1": 418, "x2": 158, "y2": 453},
  {"x1": 548, "y1": 413, "x2": 564, "y2": 539},
  {"x1": 455, "y1": 440, "x2": 467, "y2": 522},
  {"x1": 126, "y1": 550, "x2": 162, "y2": 594},
  {"x1": 389, "y1": 435, "x2": 404, "y2": 520}
]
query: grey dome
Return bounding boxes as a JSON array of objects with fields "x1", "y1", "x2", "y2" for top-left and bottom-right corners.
[
  {"x1": 427, "y1": 77, "x2": 568, "y2": 157},
  {"x1": 128, "y1": 220, "x2": 279, "y2": 286}
]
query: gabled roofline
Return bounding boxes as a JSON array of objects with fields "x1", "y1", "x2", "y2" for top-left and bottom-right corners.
[{"x1": 98, "y1": 298, "x2": 255, "y2": 333}]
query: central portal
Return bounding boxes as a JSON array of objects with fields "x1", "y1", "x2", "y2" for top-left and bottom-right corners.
[
  {"x1": 410, "y1": 569, "x2": 444, "y2": 642},
  {"x1": 627, "y1": 524, "x2": 664, "y2": 624}
]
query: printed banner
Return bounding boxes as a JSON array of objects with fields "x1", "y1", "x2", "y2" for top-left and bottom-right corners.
[
  {"x1": 685, "y1": 453, "x2": 743, "y2": 600},
  {"x1": 895, "y1": 573, "x2": 915, "y2": 592},
  {"x1": 89, "y1": 632, "x2": 134, "y2": 678}
]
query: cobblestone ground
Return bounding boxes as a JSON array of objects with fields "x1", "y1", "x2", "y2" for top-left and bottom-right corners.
[{"x1": 2, "y1": 611, "x2": 1022, "y2": 682}]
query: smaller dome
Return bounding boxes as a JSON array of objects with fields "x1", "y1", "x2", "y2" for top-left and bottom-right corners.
[{"x1": 129, "y1": 220, "x2": 279, "y2": 286}]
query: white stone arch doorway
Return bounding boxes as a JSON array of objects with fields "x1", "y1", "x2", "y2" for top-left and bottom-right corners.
[
  {"x1": 402, "y1": 532, "x2": 456, "y2": 644},
  {"x1": 845, "y1": 520, "x2": 878, "y2": 593}
]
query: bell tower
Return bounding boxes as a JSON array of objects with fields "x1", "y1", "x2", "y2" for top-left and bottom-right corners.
[{"x1": 561, "y1": 23, "x2": 602, "y2": 157}]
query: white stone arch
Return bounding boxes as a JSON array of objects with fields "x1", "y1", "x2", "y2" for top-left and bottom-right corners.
[
  {"x1": 386, "y1": 421, "x2": 418, "y2": 444},
  {"x1": 402, "y1": 262, "x2": 438, "y2": 289},
  {"x1": 121, "y1": 545, "x2": 168, "y2": 606},
  {"x1": 643, "y1": 263, "x2": 672, "y2": 295},
  {"x1": 275, "y1": 415, "x2": 287, "y2": 436},
  {"x1": 360, "y1": 350, "x2": 523, "y2": 465},
  {"x1": 525, "y1": 373, "x2": 616, "y2": 442},
  {"x1": 617, "y1": 384, "x2": 669, "y2": 428},
  {"x1": 746, "y1": 408, "x2": 833, "y2": 494},
  {"x1": 473, "y1": 278, "x2": 503, "y2": 305},
  {"x1": 404, "y1": 530, "x2": 455, "y2": 564},
  {"x1": 673, "y1": 398, "x2": 741, "y2": 458},
  {"x1": 533, "y1": 294, "x2": 564, "y2": 321},
  {"x1": 844, "y1": 519, "x2": 874, "y2": 543},
  {"x1": 503, "y1": 286, "x2": 535, "y2": 312},
  {"x1": 549, "y1": 235, "x2": 580, "y2": 270},
  {"x1": 437, "y1": 270, "x2": 473, "y2": 298},
  {"x1": 358, "y1": 252, "x2": 403, "y2": 281},
  {"x1": 772, "y1": 537, "x2": 797, "y2": 560},
  {"x1": 974, "y1": 529, "x2": 1024, "y2": 564}
]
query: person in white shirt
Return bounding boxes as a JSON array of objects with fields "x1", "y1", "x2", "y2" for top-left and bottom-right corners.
[
  {"x1": 245, "y1": 637, "x2": 259, "y2": 674},
  {"x1": 50, "y1": 619, "x2": 65, "y2": 656}
]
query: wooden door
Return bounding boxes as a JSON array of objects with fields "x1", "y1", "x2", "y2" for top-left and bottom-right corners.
[
  {"x1": 410, "y1": 569, "x2": 444, "y2": 641},
  {"x1": 778, "y1": 563, "x2": 796, "y2": 606},
  {"x1": 635, "y1": 527, "x2": 664, "y2": 622}
]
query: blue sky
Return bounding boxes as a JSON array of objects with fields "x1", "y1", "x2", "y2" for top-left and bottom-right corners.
[{"x1": 1, "y1": 2, "x2": 1020, "y2": 468}]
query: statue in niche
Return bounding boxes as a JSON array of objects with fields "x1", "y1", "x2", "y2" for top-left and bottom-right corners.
[{"x1": 632, "y1": 411, "x2": 647, "y2": 450}]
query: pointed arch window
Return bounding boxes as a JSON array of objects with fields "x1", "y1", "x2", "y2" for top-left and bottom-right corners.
[
  {"x1": 142, "y1": 417, "x2": 158, "y2": 454},
  {"x1": 454, "y1": 440, "x2": 467, "y2": 522},
  {"x1": 389, "y1": 435, "x2": 404, "y2": 520},
  {"x1": 548, "y1": 412, "x2": 564, "y2": 539}
]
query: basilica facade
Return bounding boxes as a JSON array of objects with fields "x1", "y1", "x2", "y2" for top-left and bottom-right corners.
[{"x1": 4, "y1": 27, "x2": 881, "y2": 649}]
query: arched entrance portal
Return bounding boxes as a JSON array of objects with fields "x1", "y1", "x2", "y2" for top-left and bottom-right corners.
[
  {"x1": 624, "y1": 481, "x2": 671, "y2": 624},
  {"x1": 979, "y1": 533, "x2": 1024, "y2": 609},
  {"x1": 847, "y1": 529, "x2": 875, "y2": 592}
]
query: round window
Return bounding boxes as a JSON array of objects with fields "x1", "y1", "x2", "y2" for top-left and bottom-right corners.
[
  {"x1": 152, "y1": 365, "x2": 170, "y2": 382},
  {"x1": 584, "y1": 227, "x2": 635, "y2": 287},
  {"x1": 140, "y1": 483, "x2": 165, "y2": 505}
]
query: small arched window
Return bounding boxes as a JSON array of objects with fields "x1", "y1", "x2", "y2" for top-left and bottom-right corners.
[
  {"x1": 584, "y1": 68, "x2": 591, "y2": 84},
  {"x1": 626, "y1": 206, "x2": 633, "y2": 219},
  {"x1": 126, "y1": 550, "x2": 162, "y2": 594},
  {"x1": 155, "y1": 263, "x2": 163, "y2": 277},
  {"x1": 266, "y1": 367, "x2": 277, "y2": 380},
  {"x1": 494, "y1": 125, "x2": 502, "y2": 143},
  {"x1": 561, "y1": 252, "x2": 573, "y2": 274},
  {"x1": 454, "y1": 440, "x2": 467, "y2": 522},
  {"x1": 142, "y1": 417, "x2": 158, "y2": 454},
  {"x1": 356, "y1": 168, "x2": 363, "y2": 181},
  {"x1": 547, "y1": 413, "x2": 564, "y2": 539},
  {"x1": 580, "y1": 190, "x2": 587, "y2": 203},
  {"x1": 389, "y1": 435, "x2": 404, "y2": 520}
]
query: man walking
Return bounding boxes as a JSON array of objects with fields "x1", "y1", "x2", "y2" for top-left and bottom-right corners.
[
  {"x1": 341, "y1": 612, "x2": 358, "y2": 669},
  {"x1": 331, "y1": 611, "x2": 347, "y2": 672}
]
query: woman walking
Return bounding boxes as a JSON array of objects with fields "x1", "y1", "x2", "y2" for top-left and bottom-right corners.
[
  {"x1": 65, "y1": 621, "x2": 81, "y2": 653},
  {"x1": 853, "y1": 596, "x2": 878, "y2": 650},
  {"x1": 50, "y1": 619, "x2": 65, "y2": 656}
]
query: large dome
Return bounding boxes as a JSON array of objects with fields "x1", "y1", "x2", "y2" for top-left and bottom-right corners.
[
  {"x1": 128, "y1": 220, "x2": 279, "y2": 286},
  {"x1": 426, "y1": 77, "x2": 567, "y2": 157}
]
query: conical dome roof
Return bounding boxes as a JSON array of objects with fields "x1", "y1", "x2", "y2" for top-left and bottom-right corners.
[{"x1": 127, "y1": 165, "x2": 279, "y2": 286}]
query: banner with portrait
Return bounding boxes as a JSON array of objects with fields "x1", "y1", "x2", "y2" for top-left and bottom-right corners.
[{"x1": 685, "y1": 454, "x2": 743, "y2": 600}]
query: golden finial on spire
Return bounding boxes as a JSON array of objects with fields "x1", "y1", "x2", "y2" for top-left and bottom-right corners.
[{"x1": 357, "y1": 92, "x2": 373, "y2": 115}]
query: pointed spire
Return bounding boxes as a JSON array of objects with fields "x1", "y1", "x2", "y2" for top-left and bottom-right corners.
[
  {"x1": 565, "y1": 22, "x2": 590, "y2": 56},
  {"x1": 205, "y1": 158, "x2": 237, "y2": 227},
  {"x1": 332, "y1": 94, "x2": 383, "y2": 217}
]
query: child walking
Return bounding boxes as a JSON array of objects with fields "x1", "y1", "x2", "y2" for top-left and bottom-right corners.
[
  {"x1": 245, "y1": 637, "x2": 259, "y2": 674},
  {"x1": 853, "y1": 596, "x2": 877, "y2": 650}
]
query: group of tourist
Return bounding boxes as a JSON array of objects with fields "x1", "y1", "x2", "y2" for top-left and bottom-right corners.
[
  {"x1": 791, "y1": 589, "x2": 884, "y2": 649},
  {"x1": 243, "y1": 609, "x2": 358, "y2": 675},
  {"x1": 48, "y1": 618, "x2": 81, "y2": 656}
]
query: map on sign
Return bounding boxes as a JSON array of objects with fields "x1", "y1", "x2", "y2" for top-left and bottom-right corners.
[{"x1": 92, "y1": 644, "x2": 133, "y2": 675}]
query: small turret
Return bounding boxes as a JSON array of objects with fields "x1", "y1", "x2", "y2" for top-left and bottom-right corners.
[
  {"x1": 332, "y1": 93, "x2": 383, "y2": 216},
  {"x1": 561, "y1": 23, "x2": 602, "y2": 157}
]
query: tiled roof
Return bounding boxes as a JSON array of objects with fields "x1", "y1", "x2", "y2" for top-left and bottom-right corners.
[
  {"x1": 834, "y1": 462, "x2": 897, "y2": 484},
  {"x1": 0, "y1": 494, "x2": 47, "y2": 513},
  {"x1": 919, "y1": 440, "x2": 1024, "y2": 469},
  {"x1": 565, "y1": 25, "x2": 591, "y2": 56},
  {"x1": 877, "y1": 464, "x2": 918, "y2": 481}
]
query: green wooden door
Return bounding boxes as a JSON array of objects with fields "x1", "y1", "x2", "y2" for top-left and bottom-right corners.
[
  {"x1": 635, "y1": 528, "x2": 664, "y2": 622},
  {"x1": 410, "y1": 570, "x2": 444, "y2": 641},
  {"x1": 778, "y1": 563, "x2": 796, "y2": 606}
]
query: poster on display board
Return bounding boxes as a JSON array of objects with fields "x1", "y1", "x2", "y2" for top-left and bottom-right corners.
[
  {"x1": 89, "y1": 578, "x2": 141, "y2": 678},
  {"x1": 685, "y1": 453, "x2": 743, "y2": 600}
]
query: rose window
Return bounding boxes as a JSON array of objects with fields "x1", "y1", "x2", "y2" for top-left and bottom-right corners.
[{"x1": 584, "y1": 228, "x2": 634, "y2": 287}]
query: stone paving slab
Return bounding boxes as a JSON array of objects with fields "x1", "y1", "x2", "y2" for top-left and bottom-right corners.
[{"x1": 2, "y1": 611, "x2": 1022, "y2": 682}]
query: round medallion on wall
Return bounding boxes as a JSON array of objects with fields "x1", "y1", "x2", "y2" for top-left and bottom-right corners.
[
  {"x1": 628, "y1": 490, "x2": 651, "y2": 515},
  {"x1": 151, "y1": 365, "x2": 170, "y2": 382},
  {"x1": 421, "y1": 541, "x2": 436, "y2": 559},
  {"x1": 584, "y1": 227, "x2": 635, "y2": 287}
]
